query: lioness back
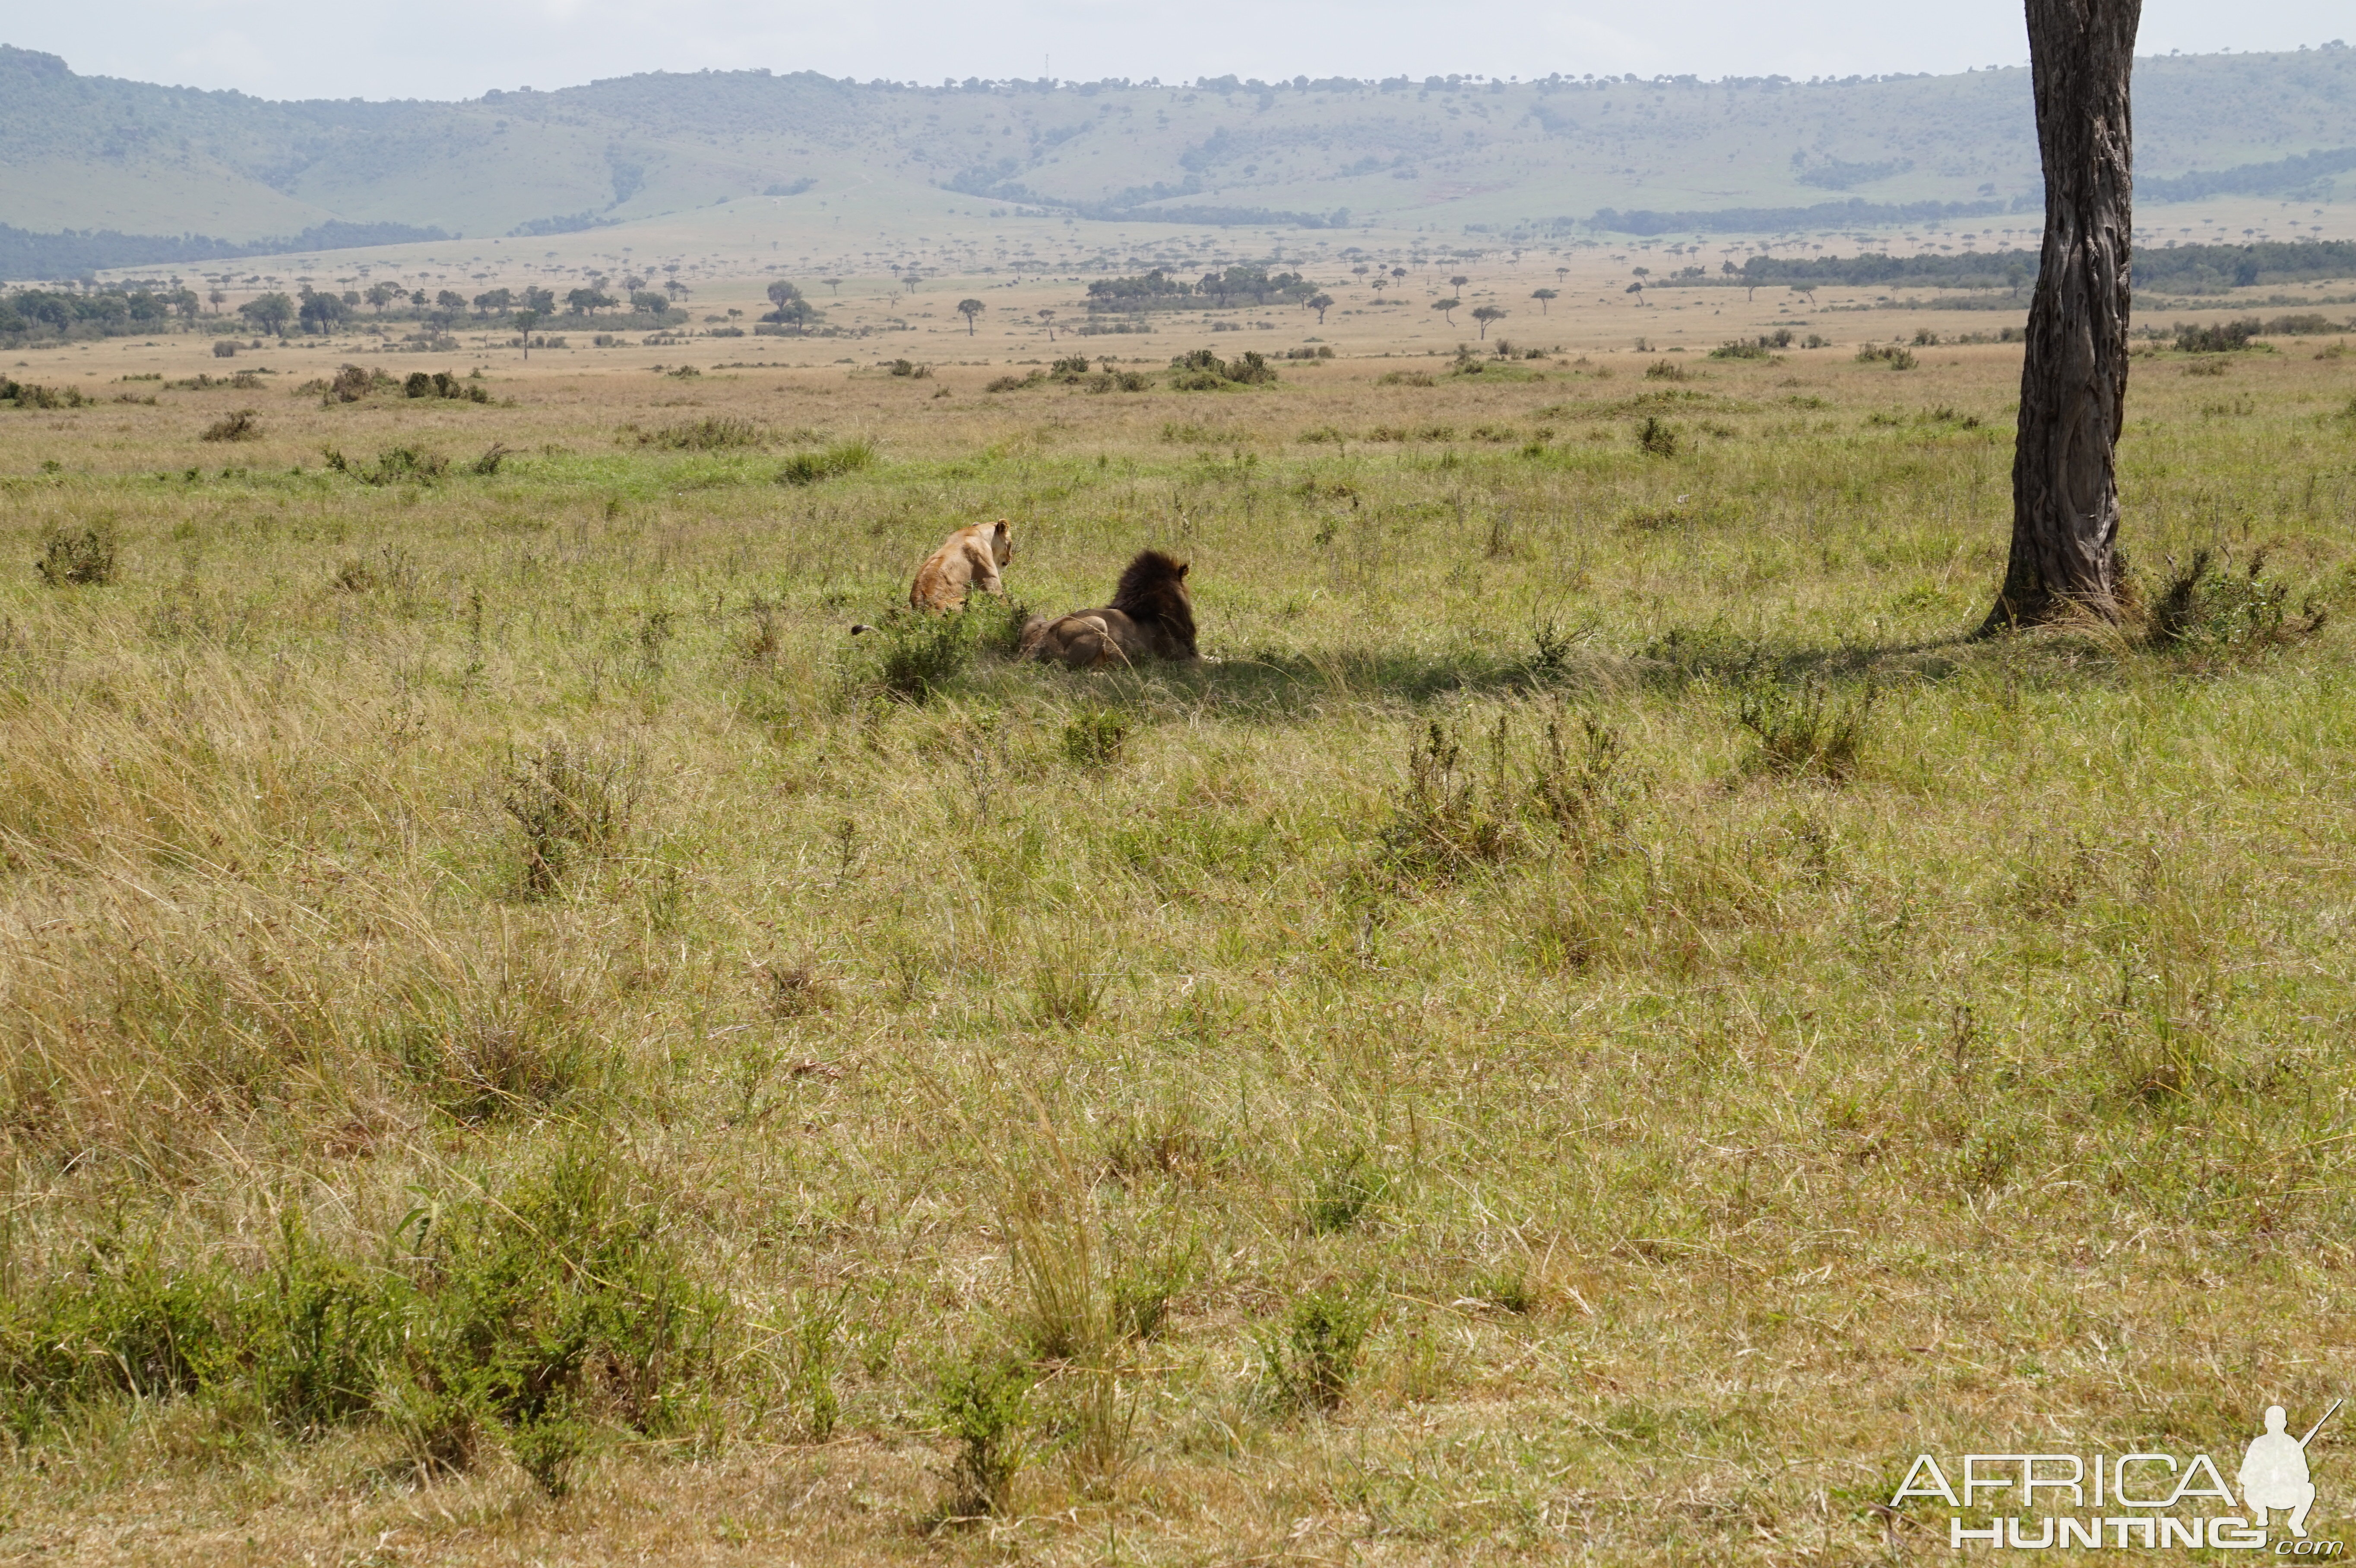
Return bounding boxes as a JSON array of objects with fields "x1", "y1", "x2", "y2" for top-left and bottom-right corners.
[{"x1": 910, "y1": 520, "x2": 1013, "y2": 612}]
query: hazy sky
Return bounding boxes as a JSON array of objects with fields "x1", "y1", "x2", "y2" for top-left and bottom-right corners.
[{"x1": 6, "y1": 2, "x2": 2347, "y2": 103}]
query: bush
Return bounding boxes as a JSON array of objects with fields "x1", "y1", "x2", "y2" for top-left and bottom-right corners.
[
  {"x1": 392, "y1": 1144, "x2": 727, "y2": 1484},
  {"x1": 201, "y1": 409, "x2": 262, "y2": 442},
  {"x1": 1734, "y1": 675, "x2": 1876, "y2": 781},
  {"x1": 403, "y1": 370, "x2": 491, "y2": 403},
  {"x1": 1636, "y1": 416, "x2": 1681, "y2": 457},
  {"x1": 324, "y1": 445, "x2": 449, "y2": 484},
  {"x1": 499, "y1": 739, "x2": 645, "y2": 897},
  {"x1": 1, "y1": 380, "x2": 91, "y2": 409},
  {"x1": 1168, "y1": 348, "x2": 1278, "y2": 389},
  {"x1": 1643, "y1": 359, "x2": 1690, "y2": 381},
  {"x1": 2176, "y1": 318, "x2": 2261, "y2": 354},
  {"x1": 1260, "y1": 1286, "x2": 1374, "y2": 1413},
  {"x1": 846, "y1": 610, "x2": 977, "y2": 703},
  {"x1": 936, "y1": 1356, "x2": 1034, "y2": 1518},
  {"x1": 1855, "y1": 344, "x2": 1919, "y2": 370},
  {"x1": 778, "y1": 437, "x2": 877, "y2": 486},
  {"x1": 1061, "y1": 709, "x2": 1130, "y2": 768},
  {"x1": 638, "y1": 416, "x2": 763, "y2": 450},
  {"x1": 1306, "y1": 1146, "x2": 1393, "y2": 1234},
  {"x1": 34, "y1": 522, "x2": 117, "y2": 586},
  {"x1": 1381, "y1": 719, "x2": 1521, "y2": 877},
  {"x1": 2147, "y1": 548, "x2": 2324, "y2": 653}
]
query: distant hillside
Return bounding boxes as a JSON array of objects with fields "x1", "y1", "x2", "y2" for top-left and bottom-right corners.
[{"x1": 1, "y1": 41, "x2": 2353, "y2": 274}]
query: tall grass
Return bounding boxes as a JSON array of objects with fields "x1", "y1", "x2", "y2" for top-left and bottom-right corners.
[{"x1": 1, "y1": 338, "x2": 2353, "y2": 1561}]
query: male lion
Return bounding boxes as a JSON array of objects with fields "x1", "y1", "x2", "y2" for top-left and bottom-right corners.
[
  {"x1": 1018, "y1": 550, "x2": 1200, "y2": 669},
  {"x1": 909, "y1": 519, "x2": 1013, "y2": 612}
]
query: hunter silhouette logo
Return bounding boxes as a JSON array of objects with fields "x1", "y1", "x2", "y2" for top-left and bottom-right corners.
[
  {"x1": 2243, "y1": 1401, "x2": 2339, "y2": 1539},
  {"x1": 1891, "y1": 1401, "x2": 2344, "y2": 1552}
]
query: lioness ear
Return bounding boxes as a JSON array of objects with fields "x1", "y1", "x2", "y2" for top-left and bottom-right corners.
[
  {"x1": 994, "y1": 520, "x2": 1008, "y2": 537},
  {"x1": 1176, "y1": 562, "x2": 1189, "y2": 578}
]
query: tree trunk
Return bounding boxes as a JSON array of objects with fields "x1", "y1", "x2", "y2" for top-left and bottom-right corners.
[{"x1": 1983, "y1": 0, "x2": 2141, "y2": 631}]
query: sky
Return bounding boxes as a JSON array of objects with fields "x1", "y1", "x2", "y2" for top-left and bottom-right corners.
[{"x1": 4, "y1": 1, "x2": 2348, "y2": 103}]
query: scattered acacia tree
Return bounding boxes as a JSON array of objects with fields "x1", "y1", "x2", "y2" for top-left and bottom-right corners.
[
  {"x1": 1433, "y1": 297, "x2": 1461, "y2": 325},
  {"x1": 1037, "y1": 307, "x2": 1056, "y2": 340},
  {"x1": 957, "y1": 298, "x2": 984, "y2": 335},
  {"x1": 1530, "y1": 287, "x2": 1558, "y2": 314},
  {"x1": 365, "y1": 282, "x2": 398, "y2": 313},
  {"x1": 821, "y1": 277, "x2": 842, "y2": 295},
  {"x1": 206, "y1": 288, "x2": 227, "y2": 314},
  {"x1": 1308, "y1": 291, "x2": 1333, "y2": 323},
  {"x1": 1449, "y1": 273, "x2": 1469, "y2": 294},
  {"x1": 1471, "y1": 305, "x2": 1505, "y2": 338},
  {"x1": 238, "y1": 292, "x2": 294, "y2": 339},
  {"x1": 1984, "y1": 0, "x2": 2141, "y2": 630},
  {"x1": 514, "y1": 307, "x2": 542, "y2": 360},
  {"x1": 1389, "y1": 266, "x2": 1407, "y2": 286},
  {"x1": 1555, "y1": 266, "x2": 1569, "y2": 287}
]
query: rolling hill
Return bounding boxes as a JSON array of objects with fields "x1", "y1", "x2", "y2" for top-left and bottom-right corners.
[{"x1": 1, "y1": 40, "x2": 2352, "y2": 276}]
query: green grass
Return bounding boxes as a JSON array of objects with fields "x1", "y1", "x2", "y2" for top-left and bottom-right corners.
[{"x1": 2, "y1": 345, "x2": 2355, "y2": 1562}]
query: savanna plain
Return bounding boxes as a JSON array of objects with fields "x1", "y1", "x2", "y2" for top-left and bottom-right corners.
[{"x1": 3, "y1": 314, "x2": 2355, "y2": 1565}]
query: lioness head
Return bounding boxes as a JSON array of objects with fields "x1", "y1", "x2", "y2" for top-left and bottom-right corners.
[{"x1": 988, "y1": 519, "x2": 1013, "y2": 567}]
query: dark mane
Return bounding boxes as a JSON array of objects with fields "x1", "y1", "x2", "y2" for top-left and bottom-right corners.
[{"x1": 1108, "y1": 549, "x2": 1197, "y2": 651}]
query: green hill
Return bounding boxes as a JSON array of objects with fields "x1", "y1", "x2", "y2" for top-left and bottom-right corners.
[{"x1": 2, "y1": 41, "x2": 2353, "y2": 274}]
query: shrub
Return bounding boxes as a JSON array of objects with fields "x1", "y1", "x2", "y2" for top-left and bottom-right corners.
[
  {"x1": 1643, "y1": 359, "x2": 1690, "y2": 381},
  {"x1": 1855, "y1": 344, "x2": 1919, "y2": 370},
  {"x1": 323, "y1": 445, "x2": 449, "y2": 485},
  {"x1": 778, "y1": 437, "x2": 877, "y2": 486},
  {"x1": 331, "y1": 545, "x2": 420, "y2": 594},
  {"x1": 201, "y1": 409, "x2": 262, "y2": 442},
  {"x1": 394, "y1": 1144, "x2": 727, "y2": 1482},
  {"x1": 402, "y1": 370, "x2": 491, "y2": 403},
  {"x1": 1260, "y1": 1286, "x2": 1374, "y2": 1413},
  {"x1": 935, "y1": 1356, "x2": 1034, "y2": 1518},
  {"x1": 34, "y1": 522, "x2": 117, "y2": 586},
  {"x1": 1305, "y1": 1146, "x2": 1393, "y2": 1234},
  {"x1": 1734, "y1": 675, "x2": 1876, "y2": 781},
  {"x1": 2176, "y1": 318, "x2": 2261, "y2": 354},
  {"x1": 1381, "y1": 719, "x2": 1520, "y2": 877},
  {"x1": 846, "y1": 610, "x2": 976, "y2": 703},
  {"x1": 499, "y1": 739, "x2": 645, "y2": 897},
  {"x1": 0, "y1": 380, "x2": 91, "y2": 409},
  {"x1": 638, "y1": 416, "x2": 763, "y2": 450},
  {"x1": 2146, "y1": 548, "x2": 2324, "y2": 652},
  {"x1": 385, "y1": 961, "x2": 603, "y2": 1122},
  {"x1": 1061, "y1": 709, "x2": 1130, "y2": 768},
  {"x1": 1167, "y1": 348, "x2": 1278, "y2": 389},
  {"x1": 1636, "y1": 416, "x2": 1681, "y2": 457}
]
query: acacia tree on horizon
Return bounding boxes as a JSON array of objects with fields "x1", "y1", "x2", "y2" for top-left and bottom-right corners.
[
  {"x1": 1471, "y1": 304, "x2": 1505, "y2": 338},
  {"x1": 956, "y1": 297, "x2": 985, "y2": 335},
  {"x1": 1986, "y1": 0, "x2": 2141, "y2": 631}
]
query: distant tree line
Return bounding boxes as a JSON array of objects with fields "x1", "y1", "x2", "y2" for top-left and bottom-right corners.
[
  {"x1": 1693, "y1": 239, "x2": 2356, "y2": 297},
  {"x1": 0, "y1": 284, "x2": 199, "y2": 343},
  {"x1": 0, "y1": 220, "x2": 450, "y2": 283},
  {"x1": 1086, "y1": 265, "x2": 1320, "y2": 312}
]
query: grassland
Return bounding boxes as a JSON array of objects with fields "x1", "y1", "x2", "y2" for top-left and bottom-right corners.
[{"x1": 2, "y1": 315, "x2": 2355, "y2": 1565}]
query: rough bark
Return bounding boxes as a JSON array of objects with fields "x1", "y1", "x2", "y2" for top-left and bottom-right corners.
[{"x1": 1982, "y1": 0, "x2": 2141, "y2": 632}]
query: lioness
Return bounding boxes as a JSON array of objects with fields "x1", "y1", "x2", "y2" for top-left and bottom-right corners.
[
  {"x1": 910, "y1": 519, "x2": 1013, "y2": 612},
  {"x1": 1018, "y1": 550, "x2": 1200, "y2": 669}
]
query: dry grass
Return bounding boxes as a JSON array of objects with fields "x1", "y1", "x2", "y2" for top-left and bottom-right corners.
[{"x1": 1, "y1": 326, "x2": 2354, "y2": 1564}]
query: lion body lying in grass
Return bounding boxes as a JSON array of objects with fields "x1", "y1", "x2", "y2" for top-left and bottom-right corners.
[
  {"x1": 1019, "y1": 549, "x2": 1200, "y2": 669},
  {"x1": 910, "y1": 520, "x2": 1013, "y2": 612}
]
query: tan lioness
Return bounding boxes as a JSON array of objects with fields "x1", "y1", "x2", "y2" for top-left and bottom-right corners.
[
  {"x1": 1018, "y1": 550, "x2": 1200, "y2": 669},
  {"x1": 909, "y1": 520, "x2": 1013, "y2": 612}
]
